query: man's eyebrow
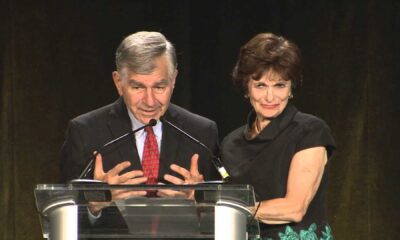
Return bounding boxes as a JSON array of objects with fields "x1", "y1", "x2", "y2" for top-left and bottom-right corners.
[
  {"x1": 127, "y1": 79, "x2": 145, "y2": 86},
  {"x1": 126, "y1": 78, "x2": 170, "y2": 87},
  {"x1": 153, "y1": 79, "x2": 170, "y2": 85}
]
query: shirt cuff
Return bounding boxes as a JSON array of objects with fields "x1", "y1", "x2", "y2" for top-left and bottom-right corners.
[{"x1": 87, "y1": 207, "x2": 102, "y2": 225}]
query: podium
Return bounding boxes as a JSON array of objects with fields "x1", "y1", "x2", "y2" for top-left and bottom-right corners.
[{"x1": 34, "y1": 183, "x2": 260, "y2": 239}]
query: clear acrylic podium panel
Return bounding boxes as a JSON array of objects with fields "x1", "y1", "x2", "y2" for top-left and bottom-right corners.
[{"x1": 35, "y1": 183, "x2": 260, "y2": 239}]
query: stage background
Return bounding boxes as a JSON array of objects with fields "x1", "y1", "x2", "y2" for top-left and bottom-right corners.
[{"x1": 1, "y1": 0, "x2": 399, "y2": 239}]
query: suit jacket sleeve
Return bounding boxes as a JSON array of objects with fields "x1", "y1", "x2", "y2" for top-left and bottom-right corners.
[{"x1": 59, "y1": 119, "x2": 92, "y2": 183}]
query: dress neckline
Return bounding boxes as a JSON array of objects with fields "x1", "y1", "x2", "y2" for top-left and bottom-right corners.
[{"x1": 243, "y1": 102, "x2": 298, "y2": 142}]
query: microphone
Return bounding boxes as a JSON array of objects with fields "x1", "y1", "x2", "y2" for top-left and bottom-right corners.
[
  {"x1": 76, "y1": 118, "x2": 158, "y2": 180},
  {"x1": 160, "y1": 117, "x2": 231, "y2": 182}
]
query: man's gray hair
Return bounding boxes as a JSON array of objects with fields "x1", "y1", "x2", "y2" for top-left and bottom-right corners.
[{"x1": 115, "y1": 31, "x2": 177, "y2": 79}]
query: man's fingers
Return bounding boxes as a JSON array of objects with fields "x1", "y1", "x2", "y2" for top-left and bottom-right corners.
[
  {"x1": 107, "y1": 161, "x2": 131, "y2": 178},
  {"x1": 190, "y1": 154, "x2": 200, "y2": 175},
  {"x1": 192, "y1": 173, "x2": 204, "y2": 183},
  {"x1": 94, "y1": 153, "x2": 104, "y2": 180},
  {"x1": 124, "y1": 176, "x2": 148, "y2": 185},
  {"x1": 112, "y1": 190, "x2": 147, "y2": 200},
  {"x1": 170, "y1": 164, "x2": 191, "y2": 180},
  {"x1": 118, "y1": 170, "x2": 144, "y2": 183},
  {"x1": 164, "y1": 173, "x2": 185, "y2": 184},
  {"x1": 169, "y1": 157, "x2": 204, "y2": 184},
  {"x1": 157, "y1": 189, "x2": 187, "y2": 198}
]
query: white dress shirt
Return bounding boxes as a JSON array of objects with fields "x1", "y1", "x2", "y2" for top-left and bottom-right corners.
[{"x1": 127, "y1": 110, "x2": 162, "y2": 161}]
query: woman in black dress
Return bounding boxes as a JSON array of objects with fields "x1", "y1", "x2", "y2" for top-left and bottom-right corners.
[{"x1": 221, "y1": 33, "x2": 336, "y2": 239}]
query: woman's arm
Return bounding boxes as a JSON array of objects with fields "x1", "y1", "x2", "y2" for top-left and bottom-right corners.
[{"x1": 254, "y1": 146, "x2": 327, "y2": 224}]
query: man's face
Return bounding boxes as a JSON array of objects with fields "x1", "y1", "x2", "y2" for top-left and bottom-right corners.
[{"x1": 113, "y1": 56, "x2": 176, "y2": 124}]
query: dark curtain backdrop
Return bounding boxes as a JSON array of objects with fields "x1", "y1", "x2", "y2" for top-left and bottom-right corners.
[{"x1": 1, "y1": 0, "x2": 399, "y2": 239}]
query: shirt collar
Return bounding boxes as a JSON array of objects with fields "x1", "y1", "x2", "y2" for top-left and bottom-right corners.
[{"x1": 127, "y1": 110, "x2": 162, "y2": 138}]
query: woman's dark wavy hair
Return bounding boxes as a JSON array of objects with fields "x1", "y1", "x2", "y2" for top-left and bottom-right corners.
[{"x1": 232, "y1": 33, "x2": 303, "y2": 94}]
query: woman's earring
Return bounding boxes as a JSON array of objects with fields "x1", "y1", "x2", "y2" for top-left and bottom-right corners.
[
  {"x1": 289, "y1": 93, "x2": 294, "y2": 99},
  {"x1": 244, "y1": 94, "x2": 249, "y2": 99}
]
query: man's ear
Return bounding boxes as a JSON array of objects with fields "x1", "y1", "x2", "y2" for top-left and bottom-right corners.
[
  {"x1": 112, "y1": 71, "x2": 123, "y2": 96},
  {"x1": 171, "y1": 69, "x2": 178, "y2": 88}
]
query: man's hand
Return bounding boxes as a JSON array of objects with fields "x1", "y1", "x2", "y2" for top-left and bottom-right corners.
[
  {"x1": 158, "y1": 154, "x2": 204, "y2": 199},
  {"x1": 89, "y1": 153, "x2": 147, "y2": 215}
]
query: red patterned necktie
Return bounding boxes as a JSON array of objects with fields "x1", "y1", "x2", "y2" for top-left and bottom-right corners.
[{"x1": 142, "y1": 126, "x2": 160, "y2": 184}]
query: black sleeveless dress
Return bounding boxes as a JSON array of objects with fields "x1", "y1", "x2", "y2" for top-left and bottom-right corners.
[{"x1": 221, "y1": 103, "x2": 336, "y2": 239}]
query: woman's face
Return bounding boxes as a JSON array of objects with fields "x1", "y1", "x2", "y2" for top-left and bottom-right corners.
[{"x1": 247, "y1": 70, "x2": 292, "y2": 120}]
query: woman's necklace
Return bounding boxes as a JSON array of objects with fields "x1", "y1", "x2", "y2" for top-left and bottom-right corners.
[
  {"x1": 255, "y1": 117, "x2": 270, "y2": 134},
  {"x1": 253, "y1": 121, "x2": 260, "y2": 134},
  {"x1": 252, "y1": 118, "x2": 262, "y2": 135},
  {"x1": 249, "y1": 117, "x2": 269, "y2": 139}
]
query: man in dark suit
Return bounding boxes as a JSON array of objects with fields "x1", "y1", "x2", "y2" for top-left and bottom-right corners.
[
  {"x1": 59, "y1": 31, "x2": 220, "y2": 220},
  {"x1": 60, "y1": 98, "x2": 220, "y2": 184}
]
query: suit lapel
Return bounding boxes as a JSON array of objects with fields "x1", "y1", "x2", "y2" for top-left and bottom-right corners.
[
  {"x1": 159, "y1": 106, "x2": 183, "y2": 177},
  {"x1": 106, "y1": 98, "x2": 142, "y2": 171}
]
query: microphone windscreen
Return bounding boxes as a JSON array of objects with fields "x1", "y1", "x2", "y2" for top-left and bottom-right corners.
[{"x1": 149, "y1": 119, "x2": 157, "y2": 126}]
